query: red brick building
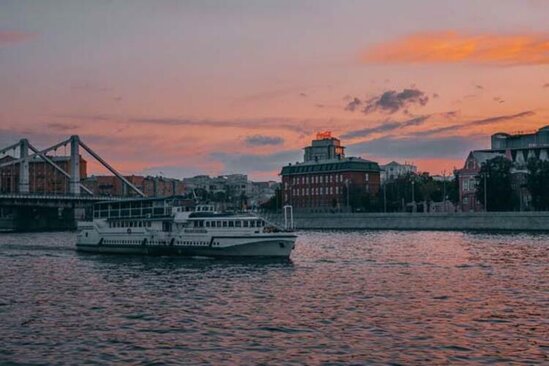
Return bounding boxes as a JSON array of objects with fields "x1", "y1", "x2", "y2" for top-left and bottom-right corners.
[
  {"x1": 0, "y1": 155, "x2": 87, "y2": 194},
  {"x1": 280, "y1": 133, "x2": 380, "y2": 210},
  {"x1": 457, "y1": 151, "x2": 505, "y2": 212}
]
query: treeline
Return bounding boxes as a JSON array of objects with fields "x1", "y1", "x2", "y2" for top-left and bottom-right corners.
[
  {"x1": 263, "y1": 157, "x2": 549, "y2": 212},
  {"x1": 348, "y1": 172, "x2": 459, "y2": 212},
  {"x1": 476, "y1": 156, "x2": 549, "y2": 211}
]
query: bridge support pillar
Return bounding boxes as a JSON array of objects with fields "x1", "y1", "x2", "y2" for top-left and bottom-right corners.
[
  {"x1": 69, "y1": 135, "x2": 81, "y2": 195},
  {"x1": 18, "y1": 139, "x2": 30, "y2": 193}
]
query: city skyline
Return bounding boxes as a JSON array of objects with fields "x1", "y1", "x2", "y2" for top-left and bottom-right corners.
[{"x1": 1, "y1": 0, "x2": 548, "y2": 180}]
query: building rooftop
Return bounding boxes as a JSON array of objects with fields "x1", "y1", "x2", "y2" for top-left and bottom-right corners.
[
  {"x1": 470, "y1": 151, "x2": 505, "y2": 164},
  {"x1": 281, "y1": 157, "x2": 380, "y2": 175}
]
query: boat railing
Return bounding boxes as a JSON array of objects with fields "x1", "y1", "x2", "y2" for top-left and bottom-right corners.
[
  {"x1": 255, "y1": 206, "x2": 295, "y2": 232},
  {"x1": 184, "y1": 228, "x2": 207, "y2": 234}
]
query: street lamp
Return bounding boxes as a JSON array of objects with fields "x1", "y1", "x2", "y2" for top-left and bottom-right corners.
[
  {"x1": 481, "y1": 172, "x2": 489, "y2": 212},
  {"x1": 345, "y1": 178, "x2": 350, "y2": 210},
  {"x1": 383, "y1": 182, "x2": 387, "y2": 213},
  {"x1": 411, "y1": 179, "x2": 415, "y2": 203},
  {"x1": 442, "y1": 170, "x2": 447, "y2": 212}
]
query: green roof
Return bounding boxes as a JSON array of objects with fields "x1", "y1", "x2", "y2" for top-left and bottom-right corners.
[{"x1": 280, "y1": 159, "x2": 380, "y2": 176}]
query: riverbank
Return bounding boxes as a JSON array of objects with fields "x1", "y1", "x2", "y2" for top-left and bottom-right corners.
[{"x1": 264, "y1": 211, "x2": 549, "y2": 231}]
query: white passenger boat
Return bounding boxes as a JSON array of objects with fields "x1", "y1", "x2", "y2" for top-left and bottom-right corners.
[{"x1": 76, "y1": 197, "x2": 297, "y2": 258}]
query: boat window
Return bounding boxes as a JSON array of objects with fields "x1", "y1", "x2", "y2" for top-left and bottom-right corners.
[
  {"x1": 257, "y1": 220, "x2": 263, "y2": 227},
  {"x1": 243, "y1": 221, "x2": 249, "y2": 227},
  {"x1": 228, "y1": 221, "x2": 234, "y2": 227},
  {"x1": 138, "y1": 221, "x2": 142, "y2": 227},
  {"x1": 223, "y1": 221, "x2": 228, "y2": 227},
  {"x1": 206, "y1": 221, "x2": 210, "y2": 227},
  {"x1": 250, "y1": 221, "x2": 255, "y2": 227},
  {"x1": 217, "y1": 221, "x2": 222, "y2": 227},
  {"x1": 235, "y1": 221, "x2": 241, "y2": 227}
]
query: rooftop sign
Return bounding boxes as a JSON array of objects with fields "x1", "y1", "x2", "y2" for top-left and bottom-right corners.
[{"x1": 316, "y1": 131, "x2": 332, "y2": 140}]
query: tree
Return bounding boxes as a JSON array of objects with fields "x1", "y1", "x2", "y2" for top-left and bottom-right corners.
[
  {"x1": 476, "y1": 156, "x2": 517, "y2": 211},
  {"x1": 446, "y1": 172, "x2": 460, "y2": 205},
  {"x1": 260, "y1": 187, "x2": 282, "y2": 212},
  {"x1": 239, "y1": 192, "x2": 248, "y2": 209},
  {"x1": 527, "y1": 158, "x2": 549, "y2": 210},
  {"x1": 382, "y1": 172, "x2": 447, "y2": 212}
]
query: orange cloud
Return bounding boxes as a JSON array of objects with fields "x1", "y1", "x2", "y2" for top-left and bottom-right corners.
[{"x1": 361, "y1": 31, "x2": 549, "y2": 66}]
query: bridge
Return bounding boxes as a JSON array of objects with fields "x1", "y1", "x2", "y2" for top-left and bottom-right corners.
[{"x1": 0, "y1": 135, "x2": 147, "y2": 230}]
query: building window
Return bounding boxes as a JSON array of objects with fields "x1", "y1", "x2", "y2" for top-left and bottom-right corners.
[
  {"x1": 469, "y1": 179, "x2": 476, "y2": 191},
  {"x1": 365, "y1": 173, "x2": 369, "y2": 181}
]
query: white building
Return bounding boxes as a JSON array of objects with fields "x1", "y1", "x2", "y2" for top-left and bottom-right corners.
[
  {"x1": 182, "y1": 174, "x2": 277, "y2": 208},
  {"x1": 380, "y1": 161, "x2": 417, "y2": 182}
]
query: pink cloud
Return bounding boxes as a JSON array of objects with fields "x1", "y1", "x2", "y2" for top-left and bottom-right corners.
[{"x1": 0, "y1": 31, "x2": 37, "y2": 46}]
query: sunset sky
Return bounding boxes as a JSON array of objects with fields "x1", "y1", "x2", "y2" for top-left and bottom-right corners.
[{"x1": 1, "y1": 0, "x2": 548, "y2": 180}]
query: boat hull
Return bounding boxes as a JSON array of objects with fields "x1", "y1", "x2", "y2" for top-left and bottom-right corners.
[{"x1": 76, "y1": 235, "x2": 296, "y2": 258}]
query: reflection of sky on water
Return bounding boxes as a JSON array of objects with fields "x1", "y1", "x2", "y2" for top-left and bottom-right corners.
[{"x1": 0, "y1": 231, "x2": 547, "y2": 364}]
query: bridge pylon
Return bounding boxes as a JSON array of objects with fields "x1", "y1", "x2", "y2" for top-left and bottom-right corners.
[
  {"x1": 69, "y1": 135, "x2": 81, "y2": 195},
  {"x1": 18, "y1": 139, "x2": 30, "y2": 193},
  {"x1": 0, "y1": 135, "x2": 146, "y2": 197}
]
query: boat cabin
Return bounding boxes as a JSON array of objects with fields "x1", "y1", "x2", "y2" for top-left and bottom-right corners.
[{"x1": 93, "y1": 196, "x2": 194, "y2": 220}]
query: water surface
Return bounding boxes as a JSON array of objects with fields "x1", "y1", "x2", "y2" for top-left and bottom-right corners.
[{"x1": 0, "y1": 231, "x2": 547, "y2": 365}]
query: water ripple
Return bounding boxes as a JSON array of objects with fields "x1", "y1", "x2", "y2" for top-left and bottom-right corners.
[{"x1": 0, "y1": 230, "x2": 547, "y2": 365}]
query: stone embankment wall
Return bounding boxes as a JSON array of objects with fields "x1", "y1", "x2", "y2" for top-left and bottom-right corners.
[
  {"x1": 0, "y1": 217, "x2": 16, "y2": 232},
  {"x1": 264, "y1": 212, "x2": 549, "y2": 231}
]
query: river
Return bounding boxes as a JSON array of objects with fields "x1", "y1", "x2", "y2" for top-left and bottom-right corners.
[{"x1": 0, "y1": 231, "x2": 547, "y2": 365}]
